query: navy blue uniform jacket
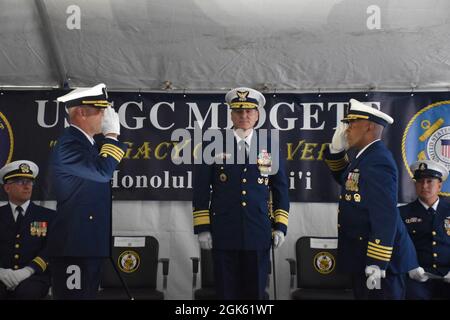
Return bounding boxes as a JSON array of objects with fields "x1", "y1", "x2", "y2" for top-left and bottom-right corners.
[
  {"x1": 193, "y1": 130, "x2": 289, "y2": 250},
  {"x1": 47, "y1": 126, "x2": 126, "y2": 257},
  {"x1": 324, "y1": 140, "x2": 418, "y2": 273},
  {"x1": 0, "y1": 202, "x2": 55, "y2": 275},
  {"x1": 400, "y1": 199, "x2": 450, "y2": 276}
]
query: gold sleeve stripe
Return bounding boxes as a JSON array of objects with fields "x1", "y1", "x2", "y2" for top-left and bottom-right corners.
[
  {"x1": 367, "y1": 249, "x2": 392, "y2": 259},
  {"x1": 100, "y1": 148, "x2": 123, "y2": 161},
  {"x1": 368, "y1": 242, "x2": 393, "y2": 250},
  {"x1": 367, "y1": 245, "x2": 392, "y2": 255},
  {"x1": 193, "y1": 215, "x2": 210, "y2": 226},
  {"x1": 274, "y1": 209, "x2": 289, "y2": 216},
  {"x1": 101, "y1": 144, "x2": 125, "y2": 157},
  {"x1": 274, "y1": 215, "x2": 288, "y2": 226},
  {"x1": 33, "y1": 256, "x2": 47, "y2": 272},
  {"x1": 101, "y1": 151, "x2": 121, "y2": 162},
  {"x1": 193, "y1": 210, "x2": 210, "y2": 215},
  {"x1": 325, "y1": 157, "x2": 349, "y2": 172},
  {"x1": 274, "y1": 212, "x2": 289, "y2": 219},
  {"x1": 367, "y1": 253, "x2": 391, "y2": 262}
]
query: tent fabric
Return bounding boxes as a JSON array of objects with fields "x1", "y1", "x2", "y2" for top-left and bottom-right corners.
[{"x1": 1, "y1": 0, "x2": 450, "y2": 90}]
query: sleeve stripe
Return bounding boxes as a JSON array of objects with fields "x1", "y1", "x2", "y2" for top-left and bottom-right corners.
[
  {"x1": 102, "y1": 144, "x2": 125, "y2": 156},
  {"x1": 101, "y1": 145, "x2": 125, "y2": 158},
  {"x1": 32, "y1": 256, "x2": 47, "y2": 272},
  {"x1": 274, "y1": 215, "x2": 288, "y2": 226},
  {"x1": 193, "y1": 215, "x2": 210, "y2": 226},
  {"x1": 274, "y1": 209, "x2": 289, "y2": 216},
  {"x1": 367, "y1": 245, "x2": 392, "y2": 255},
  {"x1": 193, "y1": 210, "x2": 210, "y2": 215},
  {"x1": 367, "y1": 249, "x2": 391, "y2": 259},
  {"x1": 368, "y1": 242, "x2": 393, "y2": 250},
  {"x1": 367, "y1": 253, "x2": 391, "y2": 262},
  {"x1": 101, "y1": 151, "x2": 122, "y2": 162}
]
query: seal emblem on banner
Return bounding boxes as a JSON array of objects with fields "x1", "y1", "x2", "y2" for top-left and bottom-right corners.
[
  {"x1": 402, "y1": 101, "x2": 450, "y2": 196},
  {"x1": 0, "y1": 111, "x2": 14, "y2": 168},
  {"x1": 117, "y1": 250, "x2": 140, "y2": 273}
]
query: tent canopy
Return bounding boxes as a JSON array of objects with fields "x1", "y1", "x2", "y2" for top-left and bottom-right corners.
[{"x1": 1, "y1": 0, "x2": 450, "y2": 91}]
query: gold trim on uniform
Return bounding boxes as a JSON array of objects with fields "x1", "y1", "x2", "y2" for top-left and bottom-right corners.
[
  {"x1": 100, "y1": 144, "x2": 125, "y2": 162},
  {"x1": 230, "y1": 102, "x2": 258, "y2": 109},
  {"x1": 219, "y1": 173, "x2": 227, "y2": 182},
  {"x1": 274, "y1": 209, "x2": 289, "y2": 226},
  {"x1": 367, "y1": 241, "x2": 392, "y2": 262},
  {"x1": 324, "y1": 155, "x2": 349, "y2": 172},
  {"x1": 354, "y1": 193, "x2": 361, "y2": 202},
  {"x1": 343, "y1": 114, "x2": 370, "y2": 121},
  {"x1": 193, "y1": 210, "x2": 210, "y2": 227},
  {"x1": 33, "y1": 256, "x2": 47, "y2": 272},
  {"x1": 4, "y1": 173, "x2": 34, "y2": 180}
]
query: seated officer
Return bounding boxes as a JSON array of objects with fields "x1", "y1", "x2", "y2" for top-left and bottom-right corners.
[
  {"x1": 400, "y1": 160, "x2": 450, "y2": 299},
  {"x1": 0, "y1": 160, "x2": 55, "y2": 299}
]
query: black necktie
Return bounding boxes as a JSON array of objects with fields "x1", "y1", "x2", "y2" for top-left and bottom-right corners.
[
  {"x1": 239, "y1": 140, "x2": 249, "y2": 163},
  {"x1": 428, "y1": 207, "x2": 436, "y2": 215},
  {"x1": 16, "y1": 206, "x2": 24, "y2": 231}
]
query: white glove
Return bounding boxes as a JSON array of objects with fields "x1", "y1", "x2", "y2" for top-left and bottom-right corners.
[
  {"x1": 365, "y1": 265, "x2": 386, "y2": 279},
  {"x1": 0, "y1": 268, "x2": 18, "y2": 290},
  {"x1": 408, "y1": 267, "x2": 429, "y2": 282},
  {"x1": 10, "y1": 267, "x2": 34, "y2": 287},
  {"x1": 198, "y1": 231, "x2": 213, "y2": 250},
  {"x1": 329, "y1": 122, "x2": 349, "y2": 154},
  {"x1": 101, "y1": 106, "x2": 121, "y2": 136},
  {"x1": 443, "y1": 271, "x2": 450, "y2": 283},
  {"x1": 272, "y1": 230, "x2": 285, "y2": 249}
]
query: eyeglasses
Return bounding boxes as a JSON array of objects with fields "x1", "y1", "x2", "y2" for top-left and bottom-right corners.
[{"x1": 7, "y1": 179, "x2": 34, "y2": 186}]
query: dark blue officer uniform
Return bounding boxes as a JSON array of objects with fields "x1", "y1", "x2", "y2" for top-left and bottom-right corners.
[
  {"x1": 47, "y1": 126, "x2": 126, "y2": 299},
  {"x1": 324, "y1": 140, "x2": 418, "y2": 299},
  {"x1": 400, "y1": 199, "x2": 450, "y2": 299},
  {"x1": 0, "y1": 202, "x2": 55, "y2": 299},
  {"x1": 193, "y1": 130, "x2": 289, "y2": 299}
]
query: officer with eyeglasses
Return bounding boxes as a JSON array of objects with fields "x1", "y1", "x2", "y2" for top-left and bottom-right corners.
[{"x1": 0, "y1": 160, "x2": 55, "y2": 299}]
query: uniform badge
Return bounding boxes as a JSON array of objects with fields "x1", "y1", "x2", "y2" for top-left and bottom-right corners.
[
  {"x1": 219, "y1": 173, "x2": 227, "y2": 182},
  {"x1": 20, "y1": 163, "x2": 30, "y2": 173},
  {"x1": 345, "y1": 194, "x2": 351, "y2": 201},
  {"x1": 117, "y1": 250, "x2": 140, "y2": 273},
  {"x1": 345, "y1": 171, "x2": 359, "y2": 192},
  {"x1": 257, "y1": 177, "x2": 264, "y2": 184},
  {"x1": 375, "y1": 239, "x2": 381, "y2": 244},
  {"x1": 313, "y1": 252, "x2": 335, "y2": 274},
  {"x1": 354, "y1": 193, "x2": 361, "y2": 202},
  {"x1": 30, "y1": 222, "x2": 37, "y2": 236},
  {"x1": 257, "y1": 149, "x2": 272, "y2": 176},
  {"x1": 237, "y1": 90, "x2": 249, "y2": 101},
  {"x1": 31, "y1": 221, "x2": 48, "y2": 237},
  {"x1": 264, "y1": 177, "x2": 269, "y2": 185},
  {"x1": 445, "y1": 217, "x2": 450, "y2": 236}
]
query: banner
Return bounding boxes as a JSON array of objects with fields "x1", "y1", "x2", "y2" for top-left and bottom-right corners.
[{"x1": 1, "y1": 90, "x2": 450, "y2": 202}]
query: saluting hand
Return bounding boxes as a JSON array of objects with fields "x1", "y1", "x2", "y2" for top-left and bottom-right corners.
[
  {"x1": 329, "y1": 122, "x2": 349, "y2": 154},
  {"x1": 102, "y1": 106, "x2": 121, "y2": 137}
]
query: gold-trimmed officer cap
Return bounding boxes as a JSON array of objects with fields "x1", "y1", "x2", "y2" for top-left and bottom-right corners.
[
  {"x1": 225, "y1": 87, "x2": 266, "y2": 110},
  {"x1": 342, "y1": 99, "x2": 394, "y2": 127},
  {"x1": 57, "y1": 83, "x2": 111, "y2": 109},
  {"x1": 0, "y1": 160, "x2": 39, "y2": 184},
  {"x1": 410, "y1": 159, "x2": 448, "y2": 182}
]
